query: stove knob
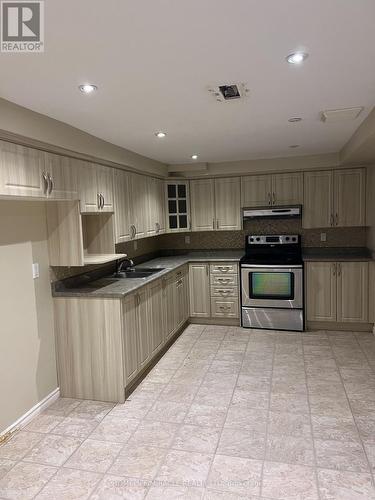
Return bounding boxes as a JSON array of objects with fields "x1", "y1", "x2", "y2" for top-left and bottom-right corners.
[
  {"x1": 256, "y1": 237, "x2": 260, "y2": 242},
  {"x1": 250, "y1": 237, "x2": 254, "y2": 242},
  {"x1": 292, "y1": 237, "x2": 297, "y2": 242},
  {"x1": 285, "y1": 236, "x2": 290, "y2": 241}
]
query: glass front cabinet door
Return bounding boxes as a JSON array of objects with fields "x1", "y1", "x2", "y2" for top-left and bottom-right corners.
[{"x1": 165, "y1": 181, "x2": 191, "y2": 232}]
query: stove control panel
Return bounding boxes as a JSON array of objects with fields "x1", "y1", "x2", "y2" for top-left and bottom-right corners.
[{"x1": 247, "y1": 235, "x2": 299, "y2": 245}]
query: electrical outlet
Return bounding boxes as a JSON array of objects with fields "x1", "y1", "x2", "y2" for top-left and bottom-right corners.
[
  {"x1": 185, "y1": 235, "x2": 191, "y2": 244},
  {"x1": 32, "y1": 263, "x2": 39, "y2": 279},
  {"x1": 133, "y1": 241, "x2": 138, "y2": 251},
  {"x1": 320, "y1": 233, "x2": 327, "y2": 242}
]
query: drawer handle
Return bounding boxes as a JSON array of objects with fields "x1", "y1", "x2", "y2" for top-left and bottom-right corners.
[
  {"x1": 218, "y1": 289, "x2": 230, "y2": 294},
  {"x1": 218, "y1": 278, "x2": 230, "y2": 283},
  {"x1": 219, "y1": 305, "x2": 231, "y2": 311}
]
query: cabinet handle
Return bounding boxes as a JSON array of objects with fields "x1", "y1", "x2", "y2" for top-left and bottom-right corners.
[
  {"x1": 42, "y1": 172, "x2": 49, "y2": 195},
  {"x1": 155, "y1": 222, "x2": 160, "y2": 233},
  {"x1": 102, "y1": 194, "x2": 105, "y2": 209},
  {"x1": 337, "y1": 263, "x2": 341, "y2": 276},
  {"x1": 218, "y1": 289, "x2": 230, "y2": 294},
  {"x1": 218, "y1": 278, "x2": 230, "y2": 283},
  {"x1": 330, "y1": 214, "x2": 333, "y2": 227},
  {"x1": 332, "y1": 263, "x2": 336, "y2": 276},
  {"x1": 219, "y1": 305, "x2": 231, "y2": 311},
  {"x1": 216, "y1": 219, "x2": 219, "y2": 229},
  {"x1": 206, "y1": 266, "x2": 209, "y2": 276},
  {"x1": 335, "y1": 213, "x2": 338, "y2": 226},
  {"x1": 212, "y1": 218, "x2": 215, "y2": 229},
  {"x1": 97, "y1": 193, "x2": 102, "y2": 210},
  {"x1": 273, "y1": 192, "x2": 276, "y2": 205},
  {"x1": 48, "y1": 174, "x2": 53, "y2": 195},
  {"x1": 268, "y1": 192, "x2": 271, "y2": 205}
]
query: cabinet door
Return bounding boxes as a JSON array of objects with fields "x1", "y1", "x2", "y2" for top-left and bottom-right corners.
[
  {"x1": 190, "y1": 179, "x2": 215, "y2": 231},
  {"x1": 272, "y1": 172, "x2": 303, "y2": 206},
  {"x1": 334, "y1": 168, "x2": 366, "y2": 227},
  {"x1": 337, "y1": 262, "x2": 369, "y2": 323},
  {"x1": 122, "y1": 294, "x2": 139, "y2": 385},
  {"x1": 78, "y1": 162, "x2": 100, "y2": 212},
  {"x1": 114, "y1": 169, "x2": 131, "y2": 243},
  {"x1": 241, "y1": 175, "x2": 272, "y2": 207},
  {"x1": 189, "y1": 263, "x2": 210, "y2": 317},
  {"x1": 44, "y1": 153, "x2": 78, "y2": 200},
  {"x1": 306, "y1": 262, "x2": 337, "y2": 322},
  {"x1": 148, "y1": 279, "x2": 165, "y2": 356},
  {"x1": 163, "y1": 275, "x2": 177, "y2": 340},
  {"x1": 146, "y1": 177, "x2": 159, "y2": 237},
  {"x1": 129, "y1": 173, "x2": 147, "y2": 239},
  {"x1": 97, "y1": 165, "x2": 114, "y2": 212},
  {"x1": 165, "y1": 181, "x2": 190, "y2": 232},
  {"x1": 0, "y1": 140, "x2": 44, "y2": 198},
  {"x1": 214, "y1": 177, "x2": 241, "y2": 230},
  {"x1": 156, "y1": 178, "x2": 166, "y2": 234},
  {"x1": 137, "y1": 289, "x2": 150, "y2": 369},
  {"x1": 175, "y1": 267, "x2": 189, "y2": 328},
  {"x1": 303, "y1": 171, "x2": 333, "y2": 228}
]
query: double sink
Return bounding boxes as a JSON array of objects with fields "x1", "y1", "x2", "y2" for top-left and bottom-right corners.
[{"x1": 112, "y1": 267, "x2": 165, "y2": 279}]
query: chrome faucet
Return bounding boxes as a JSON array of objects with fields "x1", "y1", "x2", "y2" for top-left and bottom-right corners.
[{"x1": 117, "y1": 258, "x2": 134, "y2": 274}]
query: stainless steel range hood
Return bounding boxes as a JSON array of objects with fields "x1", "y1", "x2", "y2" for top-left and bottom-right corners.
[{"x1": 243, "y1": 205, "x2": 302, "y2": 220}]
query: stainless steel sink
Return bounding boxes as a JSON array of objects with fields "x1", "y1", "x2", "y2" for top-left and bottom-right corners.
[{"x1": 113, "y1": 268, "x2": 165, "y2": 279}]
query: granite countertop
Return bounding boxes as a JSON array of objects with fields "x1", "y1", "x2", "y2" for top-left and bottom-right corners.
[
  {"x1": 302, "y1": 247, "x2": 374, "y2": 262},
  {"x1": 52, "y1": 250, "x2": 243, "y2": 299}
]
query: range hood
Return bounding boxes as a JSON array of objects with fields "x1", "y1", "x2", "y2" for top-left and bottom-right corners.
[{"x1": 243, "y1": 205, "x2": 302, "y2": 220}]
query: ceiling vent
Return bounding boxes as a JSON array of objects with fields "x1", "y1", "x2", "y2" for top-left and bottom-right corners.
[
  {"x1": 208, "y1": 83, "x2": 249, "y2": 102},
  {"x1": 320, "y1": 107, "x2": 363, "y2": 123}
]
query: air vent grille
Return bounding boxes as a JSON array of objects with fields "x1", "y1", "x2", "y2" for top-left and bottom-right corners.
[{"x1": 208, "y1": 83, "x2": 249, "y2": 102}]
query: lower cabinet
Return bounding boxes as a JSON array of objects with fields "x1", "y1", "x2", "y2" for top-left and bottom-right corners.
[
  {"x1": 306, "y1": 261, "x2": 369, "y2": 323},
  {"x1": 148, "y1": 278, "x2": 165, "y2": 356},
  {"x1": 164, "y1": 266, "x2": 189, "y2": 339},
  {"x1": 189, "y1": 263, "x2": 211, "y2": 317}
]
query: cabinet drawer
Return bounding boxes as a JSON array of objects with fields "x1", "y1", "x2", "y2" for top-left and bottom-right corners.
[
  {"x1": 211, "y1": 274, "x2": 238, "y2": 286},
  {"x1": 210, "y1": 263, "x2": 238, "y2": 275},
  {"x1": 211, "y1": 298, "x2": 239, "y2": 318},
  {"x1": 211, "y1": 286, "x2": 238, "y2": 298}
]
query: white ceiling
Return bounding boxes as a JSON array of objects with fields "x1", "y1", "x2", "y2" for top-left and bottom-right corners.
[{"x1": 0, "y1": 0, "x2": 375, "y2": 164}]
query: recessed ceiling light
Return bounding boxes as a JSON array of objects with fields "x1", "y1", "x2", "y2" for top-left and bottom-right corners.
[
  {"x1": 79, "y1": 84, "x2": 97, "y2": 94},
  {"x1": 286, "y1": 52, "x2": 308, "y2": 64},
  {"x1": 191, "y1": 154, "x2": 198, "y2": 160},
  {"x1": 289, "y1": 144, "x2": 300, "y2": 148},
  {"x1": 288, "y1": 117, "x2": 302, "y2": 123},
  {"x1": 155, "y1": 131, "x2": 166, "y2": 138}
]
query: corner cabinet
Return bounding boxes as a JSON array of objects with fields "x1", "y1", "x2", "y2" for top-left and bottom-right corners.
[
  {"x1": 303, "y1": 168, "x2": 365, "y2": 228},
  {"x1": 165, "y1": 181, "x2": 191, "y2": 232},
  {"x1": 306, "y1": 261, "x2": 369, "y2": 324}
]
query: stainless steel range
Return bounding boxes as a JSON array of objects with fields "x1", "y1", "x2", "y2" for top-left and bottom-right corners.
[{"x1": 240, "y1": 235, "x2": 304, "y2": 331}]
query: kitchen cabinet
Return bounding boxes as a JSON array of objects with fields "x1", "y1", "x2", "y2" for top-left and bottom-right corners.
[
  {"x1": 148, "y1": 279, "x2": 165, "y2": 356},
  {"x1": 306, "y1": 261, "x2": 369, "y2": 323},
  {"x1": 147, "y1": 177, "x2": 165, "y2": 237},
  {"x1": 43, "y1": 152, "x2": 78, "y2": 200},
  {"x1": 214, "y1": 177, "x2": 241, "y2": 230},
  {"x1": 137, "y1": 288, "x2": 151, "y2": 370},
  {"x1": 122, "y1": 294, "x2": 139, "y2": 385},
  {"x1": 0, "y1": 140, "x2": 44, "y2": 198},
  {"x1": 78, "y1": 162, "x2": 114, "y2": 213},
  {"x1": 191, "y1": 177, "x2": 241, "y2": 231},
  {"x1": 129, "y1": 173, "x2": 147, "y2": 239},
  {"x1": 114, "y1": 169, "x2": 131, "y2": 243},
  {"x1": 190, "y1": 179, "x2": 215, "y2": 231},
  {"x1": 176, "y1": 266, "x2": 189, "y2": 328},
  {"x1": 189, "y1": 263, "x2": 211, "y2": 317},
  {"x1": 163, "y1": 266, "x2": 189, "y2": 338},
  {"x1": 165, "y1": 181, "x2": 190, "y2": 232},
  {"x1": 241, "y1": 172, "x2": 302, "y2": 208},
  {"x1": 306, "y1": 262, "x2": 337, "y2": 322},
  {"x1": 210, "y1": 263, "x2": 239, "y2": 319},
  {"x1": 303, "y1": 168, "x2": 365, "y2": 228},
  {"x1": 337, "y1": 262, "x2": 368, "y2": 323}
]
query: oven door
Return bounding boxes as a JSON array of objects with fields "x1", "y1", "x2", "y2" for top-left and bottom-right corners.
[{"x1": 241, "y1": 265, "x2": 303, "y2": 309}]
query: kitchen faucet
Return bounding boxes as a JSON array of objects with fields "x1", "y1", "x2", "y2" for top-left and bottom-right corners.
[{"x1": 117, "y1": 258, "x2": 135, "y2": 274}]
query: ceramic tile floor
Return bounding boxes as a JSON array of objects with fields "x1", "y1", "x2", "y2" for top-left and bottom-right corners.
[{"x1": 1, "y1": 324, "x2": 375, "y2": 499}]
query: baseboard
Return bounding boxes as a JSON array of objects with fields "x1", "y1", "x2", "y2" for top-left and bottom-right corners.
[
  {"x1": 306, "y1": 321, "x2": 373, "y2": 332},
  {"x1": 189, "y1": 317, "x2": 240, "y2": 326},
  {"x1": 0, "y1": 387, "x2": 60, "y2": 439}
]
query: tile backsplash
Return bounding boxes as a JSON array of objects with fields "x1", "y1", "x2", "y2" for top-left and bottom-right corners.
[{"x1": 51, "y1": 221, "x2": 367, "y2": 282}]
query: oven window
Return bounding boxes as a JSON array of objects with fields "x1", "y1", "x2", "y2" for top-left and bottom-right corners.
[{"x1": 249, "y1": 272, "x2": 294, "y2": 300}]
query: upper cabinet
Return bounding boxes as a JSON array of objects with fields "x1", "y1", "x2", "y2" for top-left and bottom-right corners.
[
  {"x1": 190, "y1": 177, "x2": 241, "y2": 232},
  {"x1": 146, "y1": 177, "x2": 165, "y2": 237},
  {"x1": 43, "y1": 152, "x2": 78, "y2": 200},
  {"x1": 303, "y1": 168, "x2": 365, "y2": 228},
  {"x1": 165, "y1": 181, "x2": 190, "y2": 232},
  {"x1": 78, "y1": 162, "x2": 114, "y2": 213},
  {"x1": 214, "y1": 177, "x2": 241, "y2": 230},
  {"x1": 241, "y1": 172, "x2": 302, "y2": 207},
  {"x1": 0, "y1": 140, "x2": 45, "y2": 198},
  {"x1": 129, "y1": 173, "x2": 147, "y2": 240},
  {"x1": 114, "y1": 169, "x2": 131, "y2": 244}
]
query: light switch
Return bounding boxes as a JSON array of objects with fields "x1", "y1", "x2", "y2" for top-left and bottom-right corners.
[
  {"x1": 320, "y1": 233, "x2": 327, "y2": 242},
  {"x1": 185, "y1": 235, "x2": 191, "y2": 244},
  {"x1": 32, "y1": 263, "x2": 40, "y2": 279}
]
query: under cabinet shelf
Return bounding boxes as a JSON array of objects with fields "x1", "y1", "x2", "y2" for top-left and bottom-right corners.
[{"x1": 83, "y1": 253, "x2": 126, "y2": 265}]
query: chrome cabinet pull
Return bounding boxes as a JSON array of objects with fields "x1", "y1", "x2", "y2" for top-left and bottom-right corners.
[
  {"x1": 212, "y1": 218, "x2": 215, "y2": 229},
  {"x1": 273, "y1": 192, "x2": 276, "y2": 205},
  {"x1": 335, "y1": 213, "x2": 338, "y2": 226},
  {"x1": 337, "y1": 263, "x2": 341, "y2": 276},
  {"x1": 216, "y1": 219, "x2": 219, "y2": 229},
  {"x1": 268, "y1": 192, "x2": 271, "y2": 205},
  {"x1": 97, "y1": 193, "x2": 101, "y2": 209},
  {"x1": 42, "y1": 172, "x2": 49, "y2": 195},
  {"x1": 330, "y1": 214, "x2": 333, "y2": 227},
  {"x1": 48, "y1": 174, "x2": 53, "y2": 195},
  {"x1": 101, "y1": 194, "x2": 105, "y2": 209},
  {"x1": 332, "y1": 263, "x2": 336, "y2": 276}
]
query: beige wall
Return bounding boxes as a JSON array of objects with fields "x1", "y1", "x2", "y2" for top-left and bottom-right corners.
[
  {"x1": 0, "y1": 98, "x2": 167, "y2": 177},
  {"x1": 0, "y1": 201, "x2": 57, "y2": 434},
  {"x1": 367, "y1": 166, "x2": 375, "y2": 256}
]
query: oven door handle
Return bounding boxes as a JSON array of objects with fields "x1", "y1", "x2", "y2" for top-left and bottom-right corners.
[{"x1": 240, "y1": 264, "x2": 303, "y2": 269}]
